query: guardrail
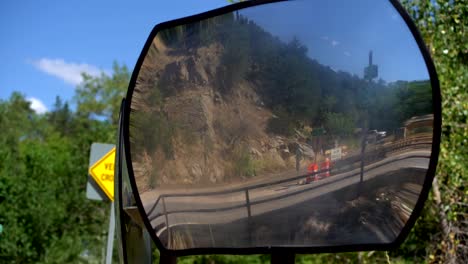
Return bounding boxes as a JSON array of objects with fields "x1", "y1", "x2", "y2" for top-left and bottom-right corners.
[
  {"x1": 332, "y1": 137, "x2": 431, "y2": 175},
  {"x1": 145, "y1": 138, "x2": 432, "y2": 240},
  {"x1": 386, "y1": 136, "x2": 432, "y2": 153}
]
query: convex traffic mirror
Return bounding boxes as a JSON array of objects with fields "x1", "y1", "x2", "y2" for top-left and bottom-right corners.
[{"x1": 117, "y1": 0, "x2": 441, "y2": 261}]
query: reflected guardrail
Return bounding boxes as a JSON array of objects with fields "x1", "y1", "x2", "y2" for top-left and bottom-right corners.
[
  {"x1": 144, "y1": 138, "x2": 432, "y2": 237},
  {"x1": 333, "y1": 135, "x2": 432, "y2": 174}
]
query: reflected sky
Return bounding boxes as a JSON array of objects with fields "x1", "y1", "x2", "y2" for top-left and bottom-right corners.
[{"x1": 240, "y1": 0, "x2": 429, "y2": 82}]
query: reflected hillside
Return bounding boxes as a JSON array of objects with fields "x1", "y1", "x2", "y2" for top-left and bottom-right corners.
[{"x1": 129, "y1": 12, "x2": 433, "y2": 192}]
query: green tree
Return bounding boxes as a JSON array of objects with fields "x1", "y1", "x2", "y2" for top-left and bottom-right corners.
[
  {"x1": 0, "y1": 61, "x2": 130, "y2": 262},
  {"x1": 0, "y1": 94, "x2": 107, "y2": 263},
  {"x1": 47, "y1": 96, "x2": 73, "y2": 136},
  {"x1": 397, "y1": 1, "x2": 468, "y2": 263},
  {"x1": 74, "y1": 62, "x2": 130, "y2": 126},
  {"x1": 324, "y1": 112, "x2": 355, "y2": 138},
  {"x1": 216, "y1": 13, "x2": 251, "y2": 93},
  {"x1": 395, "y1": 80, "x2": 433, "y2": 123}
]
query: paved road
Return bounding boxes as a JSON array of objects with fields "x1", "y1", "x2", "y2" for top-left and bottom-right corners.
[{"x1": 142, "y1": 149, "x2": 430, "y2": 239}]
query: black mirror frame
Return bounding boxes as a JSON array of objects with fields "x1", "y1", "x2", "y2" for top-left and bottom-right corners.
[
  {"x1": 120, "y1": 0, "x2": 441, "y2": 257},
  {"x1": 116, "y1": 99, "x2": 129, "y2": 263}
]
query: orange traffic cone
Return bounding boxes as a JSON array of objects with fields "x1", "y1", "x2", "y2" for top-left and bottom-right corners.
[
  {"x1": 321, "y1": 158, "x2": 331, "y2": 177},
  {"x1": 307, "y1": 163, "x2": 319, "y2": 181},
  {"x1": 310, "y1": 163, "x2": 319, "y2": 181}
]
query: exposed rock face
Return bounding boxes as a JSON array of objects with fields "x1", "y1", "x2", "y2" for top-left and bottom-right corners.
[
  {"x1": 164, "y1": 94, "x2": 215, "y2": 138},
  {"x1": 154, "y1": 43, "x2": 222, "y2": 94},
  {"x1": 190, "y1": 164, "x2": 203, "y2": 182},
  {"x1": 131, "y1": 41, "x2": 316, "y2": 190},
  {"x1": 249, "y1": 147, "x2": 262, "y2": 158},
  {"x1": 159, "y1": 57, "x2": 207, "y2": 92}
]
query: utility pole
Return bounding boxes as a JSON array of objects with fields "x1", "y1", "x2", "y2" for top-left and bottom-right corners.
[{"x1": 364, "y1": 50, "x2": 378, "y2": 81}]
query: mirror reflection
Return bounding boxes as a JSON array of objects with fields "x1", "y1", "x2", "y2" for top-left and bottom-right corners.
[{"x1": 128, "y1": 0, "x2": 433, "y2": 250}]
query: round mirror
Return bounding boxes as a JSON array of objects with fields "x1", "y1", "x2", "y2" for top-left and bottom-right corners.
[{"x1": 121, "y1": 0, "x2": 440, "y2": 254}]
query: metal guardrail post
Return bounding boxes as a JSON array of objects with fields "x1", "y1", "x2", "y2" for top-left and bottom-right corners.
[
  {"x1": 245, "y1": 188, "x2": 253, "y2": 246},
  {"x1": 162, "y1": 196, "x2": 171, "y2": 248},
  {"x1": 360, "y1": 133, "x2": 367, "y2": 184},
  {"x1": 126, "y1": 221, "x2": 152, "y2": 264},
  {"x1": 245, "y1": 189, "x2": 252, "y2": 218}
]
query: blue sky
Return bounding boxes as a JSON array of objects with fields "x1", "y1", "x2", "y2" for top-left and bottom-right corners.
[
  {"x1": 0, "y1": 0, "x2": 226, "y2": 113},
  {"x1": 0, "y1": 0, "x2": 429, "y2": 114},
  {"x1": 241, "y1": 0, "x2": 429, "y2": 82}
]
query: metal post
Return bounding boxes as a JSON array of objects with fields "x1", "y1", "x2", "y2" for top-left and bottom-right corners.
[
  {"x1": 105, "y1": 202, "x2": 115, "y2": 264},
  {"x1": 360, "y1": 115, "x2": 369, "y2": 185},
  {"x1": 126, "y1": 222, "x2": 152, "y2": 263},
  {"x1": 159, "y1": 197, "x2": 176, "y2": 264},
  {"x1": 208, "y1": 224, "x2": 216, "y2": 247},
  {"x1": 245, "y1": 189, "x2": 253, "y2": 246},
  {"x1": 162, "y1": 197, "x2": 171, "y2": 247},
  {"x1": 245, "y1": 189, "x2": 252, "y2": 218},
  {"x1": 360, "y1": 133, "x2": 366, "y2": 184},
  {"x1": 143, "y1": 228, "x2": 153, "y2": 263}
]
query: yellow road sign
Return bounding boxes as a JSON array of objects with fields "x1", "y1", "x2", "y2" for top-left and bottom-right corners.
[{"x1": 89, "y1": 147, "x2": 116, "y2": 201}]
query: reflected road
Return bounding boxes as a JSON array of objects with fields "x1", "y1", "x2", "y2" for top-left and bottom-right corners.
[{"x1": 141, "y1": 150, "x2": 430, "y2": 239}]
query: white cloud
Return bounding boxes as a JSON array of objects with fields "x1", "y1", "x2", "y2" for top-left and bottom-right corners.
[
  {"x1": 320, "y1": 36, "x2": 340, "y2": 47},
  {"x1": 31, "y1": 58, "x2": 107, "y2": 85},
  {"x1": 27, "y1": 97, "x2": 48, "y2": 114},
  {"x1": 344, "y1": 51, "x2": 351, "y2": 57}
]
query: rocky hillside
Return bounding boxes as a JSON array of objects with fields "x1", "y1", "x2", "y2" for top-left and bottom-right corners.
[
  {"x1": 130, "y1": 39, "x2": 315, "y2": 192},
  {"x1": 128, "y1": 13, "x2": 431, "y2": 192}
]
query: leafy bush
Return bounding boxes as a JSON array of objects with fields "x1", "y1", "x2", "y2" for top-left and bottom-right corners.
[{"x1": 231, "y1": 144, "x2": 256, "y2": 178}]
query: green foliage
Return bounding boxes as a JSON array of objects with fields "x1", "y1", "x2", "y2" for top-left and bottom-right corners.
[
  {"x1": 74, "y1": 62, "x2": 130, "y2": 126},
  {"x1": 0, "y1": 61, "x2": 129, "y2": 262},
  {"x1": 398, "y1": 0, "x2": 468, "y2": 262},
  {"x1": 250, "y1": 36, "x2": 322, "y2": 125},
  {"x1": 177, "y1": 254, "x2": 269, "y2": 264},
  {"x1": 217, "y1": 16, "x2": 251, "y2": 93},
  {"x1": 231, "y1": 144, "x2": 256, "y2": 178},
  {"x1": 324, "y1": 112, "x2": 355, "y2": 137},
  {"x1": 131, "y1": 86, "x2": 175, "y2": 161},
  {"x1": 395, "y1": 80, "x2": 433, "y2": 123},
  {"x1": 48, "y1": 96, "x2": 73, "y2": 136},
  {"x1": 0, "y1": 94, "x2": 109, "y2": 263}
]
